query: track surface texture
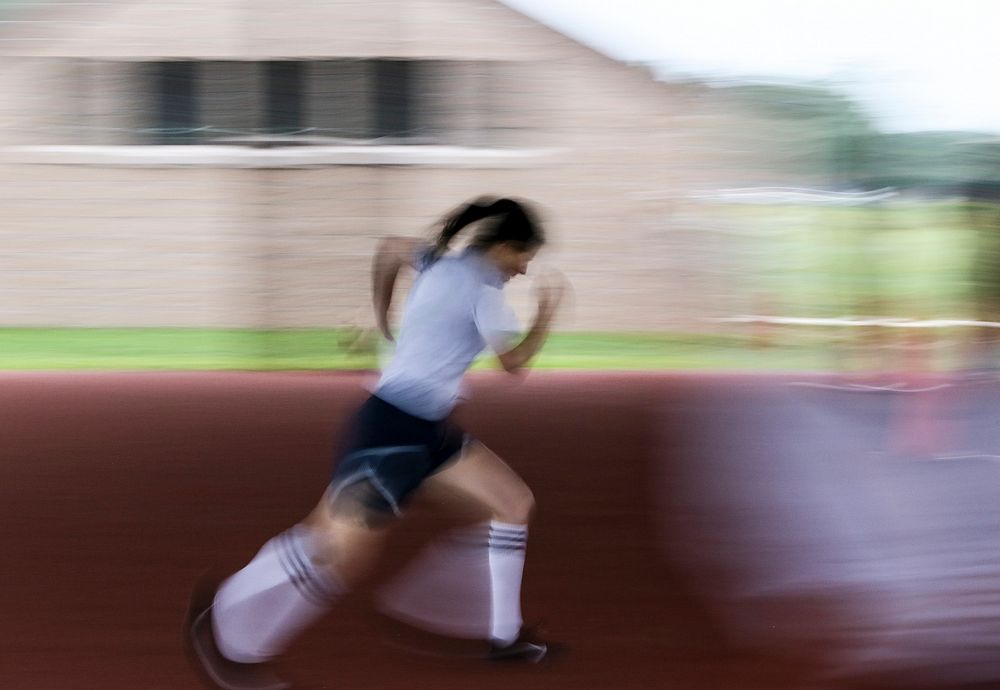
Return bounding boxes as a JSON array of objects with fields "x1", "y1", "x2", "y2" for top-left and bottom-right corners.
[{"x1": 3, "y1": 370, "x2": 1000, "y2": 690}]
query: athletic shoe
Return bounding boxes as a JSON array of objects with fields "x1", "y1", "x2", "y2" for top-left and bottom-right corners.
[
  {"x1": 488, "y1": 626, "x2": 557, "y2": 663},
  {"x1": 184, "y1": 575, "x2": 291, "y2": 690}
]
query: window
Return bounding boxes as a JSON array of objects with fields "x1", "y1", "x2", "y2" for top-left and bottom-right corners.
[
  {"x1": 155, "y1": 61, "x2": 199, "y2": 144},
  {"x1": 14, "y1": 59, "x2": 549, "y2": 167},
  {"x1": 373, "y1": 60, "x2": 414, "y2": 140},
  {"x1": 83, "y1": 59, "x2": 516, "y2": 147},
  {"x1": 265, "y1": 61, "x2": 305, "y2": 136}
]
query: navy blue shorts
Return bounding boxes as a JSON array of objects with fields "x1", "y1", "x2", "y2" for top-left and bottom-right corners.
[{"x1": 329, "y1": 395, "x2": 468, "y2": 516}]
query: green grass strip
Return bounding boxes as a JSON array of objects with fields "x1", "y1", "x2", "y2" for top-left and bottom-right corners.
[{"x1": 0, "y1": 328, "x2": 843, "y2": 371}]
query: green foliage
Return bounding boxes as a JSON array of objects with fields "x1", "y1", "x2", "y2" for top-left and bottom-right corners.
[
  {"x1": 715, "y1": 201, "x2": 977, "y2": 319},
  {"x1": 713, "y1": 81, "x2": 1000, "y2": 189}
]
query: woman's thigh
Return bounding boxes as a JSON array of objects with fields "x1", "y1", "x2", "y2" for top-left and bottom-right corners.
[{"x1": 421, "y1": 441, "x2": 535, "y2": 523}]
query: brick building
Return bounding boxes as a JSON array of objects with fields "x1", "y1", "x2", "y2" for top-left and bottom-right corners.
[{"x1": 0, "y1": 0, "x2": 763, "y2": 331}]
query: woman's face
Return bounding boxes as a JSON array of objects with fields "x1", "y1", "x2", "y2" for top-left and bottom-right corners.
[{"x1": 489, "y1": 242, "x2": 540, "y2": 283}]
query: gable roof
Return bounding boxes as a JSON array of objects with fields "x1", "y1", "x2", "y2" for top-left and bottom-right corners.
[{"x1": 0, "y1": 0, "x2": 651, "y2": 78}]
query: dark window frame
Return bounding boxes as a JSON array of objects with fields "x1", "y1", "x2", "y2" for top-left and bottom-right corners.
[{"x1": 143, "y1": 58, "x2": 451, "y2": 146}]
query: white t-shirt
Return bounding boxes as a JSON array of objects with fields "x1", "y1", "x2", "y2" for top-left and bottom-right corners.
[{"x1": 375, "y1": 247, "x2": 521, "y2": 420}]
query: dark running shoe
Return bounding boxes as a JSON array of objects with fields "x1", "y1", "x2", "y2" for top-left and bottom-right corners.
[
  {"x1": 184, "y1": 576, "x2": 291, "y2": 690},
  {"x1": 489, "y1": 626, "x2": 558, "y2": 663}
]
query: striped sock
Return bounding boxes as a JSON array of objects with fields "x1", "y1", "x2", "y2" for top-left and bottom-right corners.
[
  {"x1": 212, "y1": 525, "x2": 342, "y2": 663},
  {"x1": 488, "y1": 521, "x2": 528, "y2": 645}
]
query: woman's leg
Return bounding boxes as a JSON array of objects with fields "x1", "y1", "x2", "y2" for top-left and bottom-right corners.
[
  {"x1": 209, "y1": 486, "x2": 390, "y2": 665},
  {"x1": 422, "y1": 441, "x2": 536, "y2": 646},
  {"x1": 423, "y1": 440, "x2": 535, "y2": 522},
  {"x1": 303, "y1": 484, "x2": 393, "y2": 586}
]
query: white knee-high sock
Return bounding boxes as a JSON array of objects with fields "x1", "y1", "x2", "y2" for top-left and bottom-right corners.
[
  {"x1": 212, "y1": 525, "x2": 342, "y2": 663},
  {"x1": 487, "y1": 521, "x2": 528, "y2": 645}
]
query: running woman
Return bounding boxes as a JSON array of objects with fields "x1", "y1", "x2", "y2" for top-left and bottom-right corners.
[{"x1": 187, "y1": 197, "x2": 565, "y2": 690}]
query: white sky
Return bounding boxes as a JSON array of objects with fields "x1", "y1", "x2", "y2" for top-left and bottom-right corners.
[{"x1": 501, "y1": 0, "x2": 1000, "y2": 134}]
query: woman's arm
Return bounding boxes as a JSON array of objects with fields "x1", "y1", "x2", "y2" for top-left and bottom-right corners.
[
  {"x1": 496, "y1": 270, "x2": 566, "y2": 373},
  {"x1": 372, "y1": 236, "x2": 427, "y2": 342}
]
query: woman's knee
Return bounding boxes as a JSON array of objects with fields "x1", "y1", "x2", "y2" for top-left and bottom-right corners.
[
  {"x1": 306, "y1": 527, "x2": 339, "y2": 569},
  {"x1": 496, "y1": 483, "x2": 535, "y2": 524},
  {"x1": 308, "y1": 522, "x2": 386, "y2": 586},
  {"x1": 301, "y1": 492, "x2": 390, "y2": 586}
]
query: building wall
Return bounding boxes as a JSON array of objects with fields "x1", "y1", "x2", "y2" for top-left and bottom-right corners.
[{"x1": 0, "y1": 0, "x2": 760, "y2": 331}]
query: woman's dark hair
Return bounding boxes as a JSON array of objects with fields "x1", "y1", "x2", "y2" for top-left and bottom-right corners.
[{"x1": 433, "y1": 197, "x2": 544, "y2": 258}]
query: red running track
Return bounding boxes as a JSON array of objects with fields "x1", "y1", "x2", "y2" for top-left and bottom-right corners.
[{"x1": 0, "y1": 371, "x2": 869, "y2": 689}]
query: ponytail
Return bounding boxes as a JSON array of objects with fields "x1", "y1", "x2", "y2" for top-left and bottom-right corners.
[
  {"x1": 433, "y1": 197, "x2": 544, "y2": 258},
  {"x1": 434, "y1": 199, "x2": 497, "y2": 257}
]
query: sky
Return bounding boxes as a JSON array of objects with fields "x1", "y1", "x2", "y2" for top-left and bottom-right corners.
[{"x1": 501, "y1": 0, "x2": 1000, "y2": 134}]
